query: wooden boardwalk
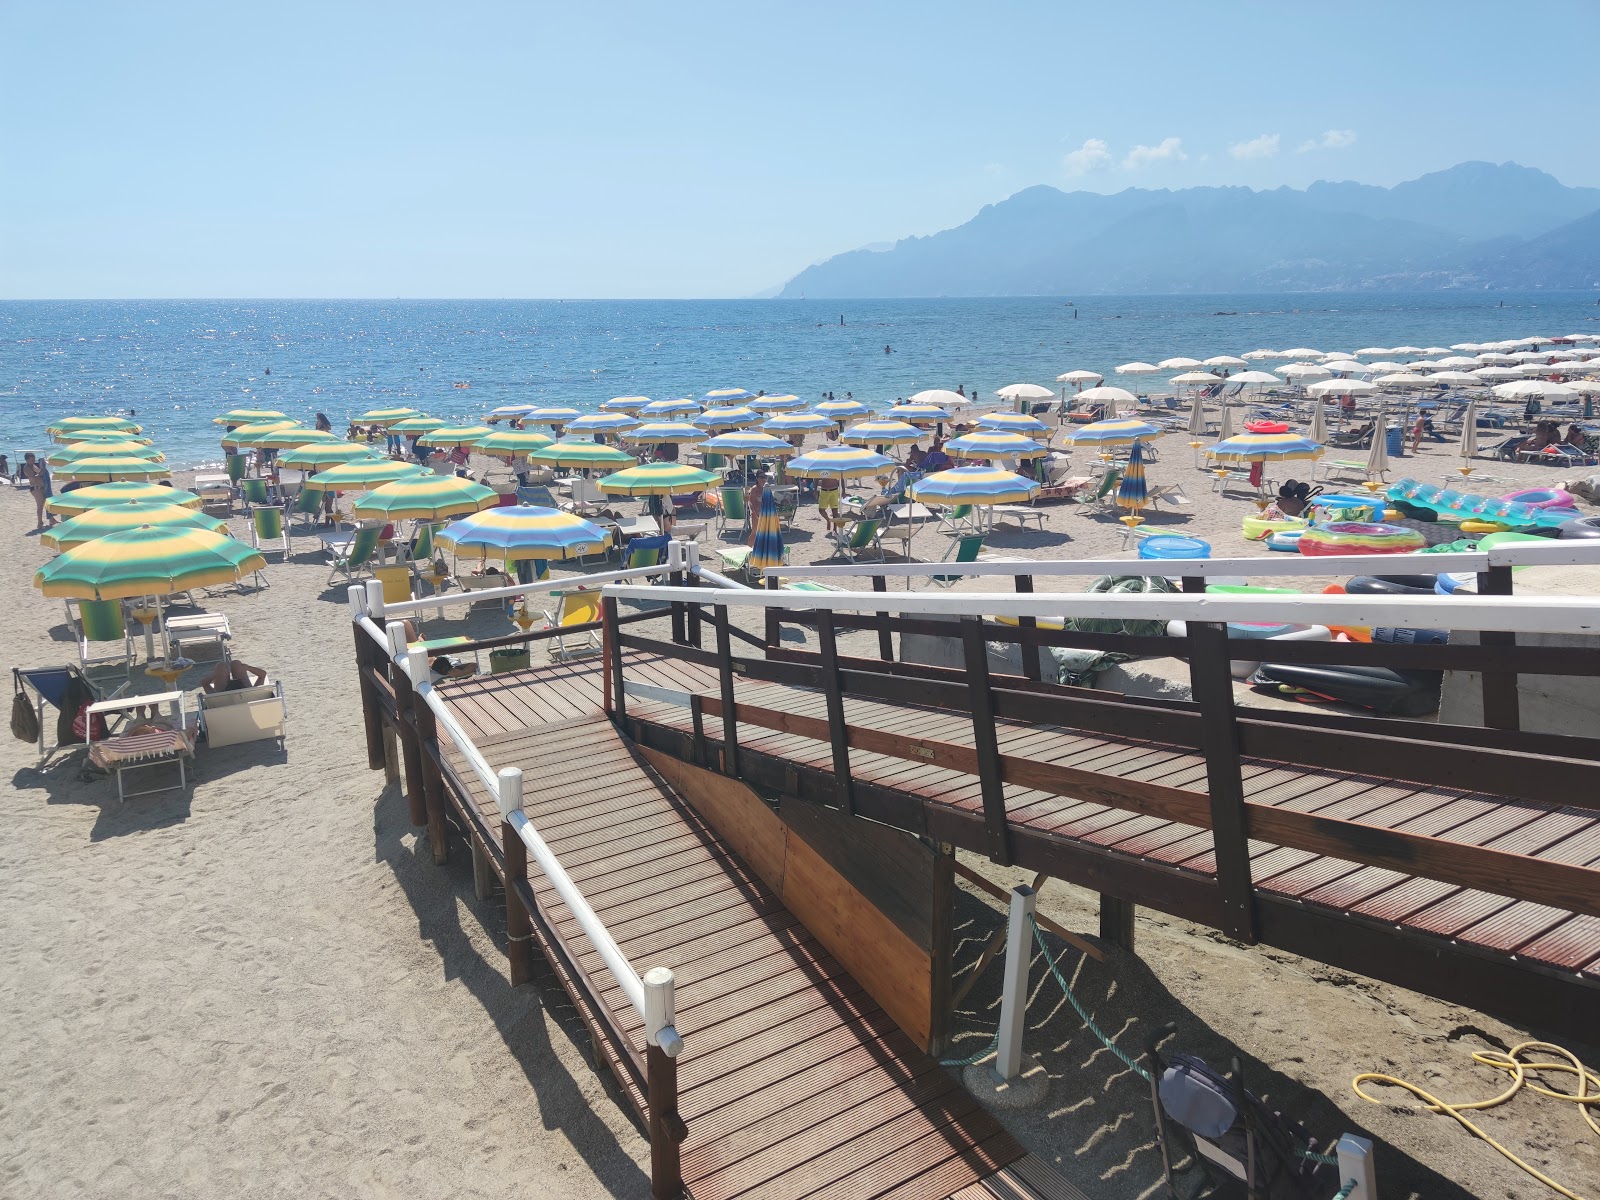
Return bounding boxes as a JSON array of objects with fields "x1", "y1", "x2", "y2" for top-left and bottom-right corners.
[{"x1": 434, "y1": 652, "x2": 1083, "y2": 1200}]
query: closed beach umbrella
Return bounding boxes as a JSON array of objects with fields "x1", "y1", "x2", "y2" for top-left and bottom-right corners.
[
  {"x1": 841, "y1": 420, "x2": 922, "y2": 446},
  {"x1": 1216, "y1": 405, "x2": 1235, "y2": 443},
  {"x1": 353, "y1": 408, "x2": 423, "y2": 425},
  {"x1": 1067, "y1": 418, "x2": 1162, "y2": 447},
  {"x1": 909, "y1": 466, "x2": 1041, "y2": 506},
  {"x1": 619, "y1": 422, "x2": 707, "y2": 445},
  {"x1": 815, "y1": 399, "x2": 871, "y2": 422},
  {"x1": 1206, "y1": 433, "x2": 1323, "y2": 463},
  {"x1": 33, "y1": 526, "x2": 266, "y2": 601},
  {"x1": 474, "y1": 429, "x2": 555, "y2": 459},
  {"x1": 1367, "y1": 413, "x2": 1390, "y2": 476},
  {"x1": 601, "y1": 396, "x2": 652, "y2": 412},
  {"x1": 353, "y1": 475, "x2": 497, "y2": 521},
  {"x1": 701, "y1": 431, "x2": 797, "y2": 456},
  {"x1": 701, "y1": 388, "x2": 754, "y2": 405},
  {"x1": 307, "y1": 459, "x2": 429, "y2": 491},
  {"x1": 762, "y1": 412, "x2": 840, "y2": 435},
  {"x1": 526, "y1": 439, "x2": 637, "y2": 469},
  {"x1": 974, "y1": 412, "x2": 1049, "y2": 434},
  {"x1": 785, "y1": 446, "x2": 897, "y2": 479},
  {"x1": 1117, "y1": 440, "x2": 1149, "y2": 517},
  {"x1": 234, "y1": 427, "x2": 345, "y2": 450},
  {"x1": 1307, "y1": 399, "x2": 1327, "y2": 445},
  {"x1": 943, "y1": 432, "x2": 1048, "y2": 460},
  {"x1": 1188, "y1": 397, "x2": 1208, "y2": 437},
  {"x1": 1116, "y1": 362, "x2": 1161, "y2": 375},
  {"x1": 48, "y1": 416, "x2": 140, "y2": 438},
  {"x1": 277, "y1": 443, "x2": 383, "y2": 472},
  {"x1": 436, "y1": 505, "x2": 610, "y2": 563},
  {"x1": 748, "y1": 489, "x2": 785, "y2": 574},
  {"x1": 55, "y1": 455, "x2": 172, "y2": 483},
  {"x1": 42, "y1": 502, "x2": 227, "y2": 551},
  {"x1": 417, "y1": 424, "x2": 493, "y2": 448},
  {"x1": 566, "y1": 413, "x2": 641, "y2": 434},
  {"x1": 642, "y1": 398, "x2": 701, "y2": 417},
  {"x1": 692, "y1": 407, "x2": 762, "y2": 431},
  {"x1": 47, "y1": 481, "x2": 203, "y2": 516},
  {"x1": 388, "y1": 416, "x2": 448, "y2": 434},
  {"x1": 48, "y1": 442, "x2": 163, "y2": 466},
  {"x1": 749, "y1": 394, "x2": 805, "y2": 412},
  {"x1": 597, "y1": 462, "x2": 719, "y2": 496},
  {"x1": 1458, "y1": 402, "x2": 1479, "y2": 465},
  {"x1": 522, "y1": 406, "x2": 582, "y2": 426},
  {"x1": 214, "y1": 408, "x2": 287, "y2": 426}
]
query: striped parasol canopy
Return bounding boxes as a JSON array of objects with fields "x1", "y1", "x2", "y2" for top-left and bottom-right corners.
[
  {"x1": 840, "y1": 419, "x2": 923, "y2": 446},
  {"x1": 567, "y1": 412, "x2": 642, "y2": 434},
  {"x1": 701, "y1": 388, "x2": 755, "y2": 405},
  {"x1": 416, "y1": 424, "x2": 493, "y2": 448},
  {"x1": 943, "y1": 432, "x2": 1048, "y2": 460},
  {"x1": 57, "y1": 429, "x2": 154, "y2": 445},
  {"x1": 42, "y1": 502, "x2": 228, "y2": 551},
  {"x1": 474, "y1": 430, "x2": 555, "y2": 459},
  {"x1": 597, "y1": 462, "x2": 719, "y2": 496},
  {"x1": 886, "y1": 403, "x2": 952, "y2": 424},
  {"x1": 484, "y1": 405, "x2": 538, "y2": 423},
  {"x1": 352, "y1": 475, "x2": 498, "y2": 521},
  {"x1": 48, "y1": 416, "x2": 141, "y2": 438},
  {"x1": 1205, "y1": 432, "x2": 1324, "y2": 462},
  {"x1": 619, "y1": 422, "x2": 708, "y2": 444},
  {"x1": 33, "y1": 526, "x2": 266, "y2": 600},
  {"x1": 908, "y1": 466, "x2": 1041, "y2": 505},
  {"x1": 46, "y1": 481, "x2": 203, "y2": 516},
  {"x1": 525, "y1": 439, "x2": 637, "y2": 469},
  {"x1": 436, "y1": 505, "x2": 610, "y2": 563},
  {"x1": 353, "y1": 408, "x2": 423, "y2": 425},
  {"x1": 815, "y1": 399, "x2": 871, "y2": 421},
  {"x1": 387, "y1": 416, "x2": 448, "y2": 434},
  {"x1": 306, "y1": 459, "x2": 430, "y2": 491},
  {"x1": 214, "y1": 408, "x2": 288, "y2": 426},
  {"x1": 601, "y1": 396, "x2": 652, "y2": 412},
  {"x1": 748, "y1": 488, "x2": 785, "y2": 574},
  {"x1": 54, "y1": 455, "x2": 172, "y2": 483},
  {"x1": 222, "y1": 421, "x2": 300, "y2": 447},
  {"x1": 975, "y1": 412, "x2": 1050, "y2": 434},
  {"x1": 642, "y1": 398, "x2": 701, "y2": 417},
  {"x1": 701, "y1": 431, "x2": 798, "y2": 456},
  {"x1": 761, "y1": 412, "x2": 836, "y2": 434},
  {"x1": 1066, "y1": 417, "x2": 1163, "y2": 446},
  {"x1": 521, "y1": 406, "x2": 582, "y2": 426},
  {"x1": 48, "y1": 441, "x2": 164, "y2": 466},
  {"x1": 277, "y1": 442, "x2": 383, "y2": 471},
  {"x1": 1117, "y1": 440, "x2": 1149, "y2": 516},
  {"x1": 232, "y1": 427, "x2": 346, "y2": 450},
  {"x1": 748, "y1": 394, "x2": 805, "y2": 412},
  {"x1": 692, "y1": 406, "x2": 762, "y2": 431},
  {"x1": 784, "y1": 446, "x2": 896, "y2": 479}
]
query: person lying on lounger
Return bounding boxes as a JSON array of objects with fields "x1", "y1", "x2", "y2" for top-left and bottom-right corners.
[{"x1": 202, "y1": 658, "x2": 268, "y2": 693}]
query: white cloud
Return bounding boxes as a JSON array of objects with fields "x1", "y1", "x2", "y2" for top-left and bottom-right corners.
[
  {"x1": 1122, "y1": 137, "x2": 1186, "y2": 169},
  {"x1": 1298, "y1": 129, "x2": 1357, "y2": 153},
  {"x1": 1229, "y1": 133, "x2": 1280, "y2": 160},
  {"x1": 1062, "y1": 138, "x2": 1111, "y2": 176}
]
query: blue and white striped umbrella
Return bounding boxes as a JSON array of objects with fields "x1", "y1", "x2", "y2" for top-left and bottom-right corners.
[
  {"x1": 1117, "y1": 439, "x2": 1149, "y2": 514},
  {"x1": 601, "y1": 395, "x2": 651, "y2": 412},
  {"x1": 908, "y1": 466, "x2": 1040, "y2": 505},
  {"x1": 701, "y1": 387, "x2": 755, "y2": 405},
  {"x1": 642, "y1": 398, "x2": 700, "y2": 416},
  {"x1": 567, "y1": 412, "x2": 641, "y2": 433},
  {"x1": 748, "y1": 393, "x2": 805, "y2": 412},
  {"x1": 748, "y1": 487, "x2": 785, "y2": 573},
  {"x1": 692, "y1": 406, "x2": 762, "y2": 431},
  {"x1": 701, "y1": 431, "x2": 797, "y2": 455},
  {"x1": 762, "y1": 412, "x2": 836, "y2": 433}
]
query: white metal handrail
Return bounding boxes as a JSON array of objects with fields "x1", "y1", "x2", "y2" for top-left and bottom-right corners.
[
  {"x1": 378, "y1": 563, "x2": 670, "y2": 618},
  {"x1": 602, "y1": 581, "x2": 1600, "y2": 637}
]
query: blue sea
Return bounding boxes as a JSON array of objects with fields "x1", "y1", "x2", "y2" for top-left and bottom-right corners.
[{"x1": 4, "y1": 294, "x2": 1598, "y2": 468}]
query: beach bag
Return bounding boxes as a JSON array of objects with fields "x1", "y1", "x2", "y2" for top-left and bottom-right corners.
[
  {"x1": 1159, "y1": 1054, "x2": 1237, "y2": 1139},
  {"x1": 11, "y1": 689, "x2": 39, "y2": 744},
  {"x1": 71, "y1": 701, "x2": 109, "y2": 743}
]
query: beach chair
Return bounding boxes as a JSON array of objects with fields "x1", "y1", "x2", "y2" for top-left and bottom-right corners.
[
  {"x1": 716, "y1": 486, "x2": 749, "y2": 538},
  {"x1": 1082, "y1": 466, "x2": 1124, "y2": 513},
  {"x1": 516, "y1": 484, "x2": 558, "y2": 508},
  {"x1": 992, "y1": 503, "x2": 1046, "y2": 531},
  {"x1": 926, "y1": 534, "x2": 987, "y2": 588},
  {"x1": 325, "y1": 524, "x2": 382, "y2": 585},
  {"x1": 197, "y1": 480, "x2": 235, "y2": 517},
  {"x1": 670, "y1": 520, "x2": 707, "y2": 543},
  {"x1": 935, "y1": 503, "x2": 979, "y2": 535},
  {"x1": 162, "y1": 612, "x2": 231, "y2": 659},
  {"x1": 225, "y1": 455, "x2": 248, "y2": 483},
  {"x1": 622, "y1": 534, "x2": 671, "y2": 579},
  {"x1": 198, "y1": 680, "x2": 286, "y2": 750},
  {"x1": 289, "y1": 485, "x2": 324, "y2": 531},
  {"x1": 1146, "y1": 482, "x2": 1192, "y2": 511},
  {"x1": 240, "y1": 476, "x2": 273, "y2": 510},
  {"x1": 833, "y1": 517, "x2": 885, "y2": 562},
  {"x1": 540, "y1": 589, "x2": 604, "y2": 661},
  {"x1": 249, "y1": 505, "x2": 290, "y2": 557},
  {"x1": 561, "y1": 478, "x2": 608, "y2": 516},
  {"x1": 12, "y1": 664, "x2": 129, "y2": 765},
  {"x1": 84, "y1": 691, "x2": 195, "y2": 803},
  {"x1": 65, "y1": 599, "x2": 134, "y2": 680},
  {"x1": 711, "y1": 544, "x2": 790, "y2": 582},
  {"x1": 373, "y1": 565, "x2": 415, "y2": 607},
  {"x1": 405, "y1": 520, "x2": 438, "y2": 564}
]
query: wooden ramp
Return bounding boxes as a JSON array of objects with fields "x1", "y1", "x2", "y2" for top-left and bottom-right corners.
[{"x1": 435, "y1": 653, "x2": 1082, "y2": 1200}]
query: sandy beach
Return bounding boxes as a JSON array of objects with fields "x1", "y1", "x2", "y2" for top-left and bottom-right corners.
[{"x1": 4, "y1": 434, "x2": 1597, "y2": 1200}]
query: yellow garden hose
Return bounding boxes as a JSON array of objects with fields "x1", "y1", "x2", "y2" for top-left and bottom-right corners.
[{"x1": 1353, "y1": 1041, "x2": 1600, "y2": 1200}]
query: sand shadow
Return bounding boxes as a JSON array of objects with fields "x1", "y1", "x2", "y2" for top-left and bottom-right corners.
[{"x1": 13, "y1": 753, "x2": 195, "y2": 839}]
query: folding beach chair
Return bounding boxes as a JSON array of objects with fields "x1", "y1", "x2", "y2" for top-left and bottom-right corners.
[
  {"x1": 65, "y1": 599, "x2": 134, "y2": 680},
  {"x1": 289, "y1": 485, "x2": 324, "y2": 531},
  {"x1": 716, "y1": 485, "x2": 749, "y2": 538},
  {"x1": 249, "y1": 505, "x2": 290, "y2": 557},
  {"x1": 225, "y1": 455, "x2": 248, "y2": 483},
  {"x1": 1147, "y1": 482, "x2": 1192, "y2": 511},
  {"x1": 197, "y1": 481, "x2": 236, "y2": 517},
  {"x1": 927, "y1": 534, "x2": 986, "y2": 588},
  {"x1": 84, "y1": 691, "x2": 195, "y2": 803},
  {"x1": 992, "y1": 503, "x2": 1046, "y2": 531},
  {"x1": 515, "y1": 484, "x2": 558, "y2": 508},
  {"x1": 326, "y1": 524, "x2": 382, "y2": 585},
  {"x1": 240, "y1": 476, "x2": 273, "y2": 510},
  {"x1": 935, "y1": 504, "x2": 979, "y2": 535},
  {"x1": 832, "y1": 517, "x2": 884, "y2": 562},
  {"x1": 540, "y1": 589, "x2": 604, "y2": 661},
  {"x1": 623, "y1": 534, "x2": 672, "y2": 577},
  {"x1": 1083, "y1": 465, "x2": 1124, "y2": 513},
  {"x1": 13, "y1": 664, "x2": 129, "y2": 765},
  {"x1": 373, "y1": 565, "x2": 415, "y2": 608}
]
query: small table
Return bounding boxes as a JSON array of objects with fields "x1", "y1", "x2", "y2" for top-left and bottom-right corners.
[
  {"x1": 145, "y1": 658, "x2": 195, "y2": 690},
  {"x1": 613, "y1": 515, "x2": 661, "y2": 539}
]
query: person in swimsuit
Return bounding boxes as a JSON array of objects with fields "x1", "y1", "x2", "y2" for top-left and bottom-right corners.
[
  {"x1": 23, "y1": 452, "x2": 53, "y2": 528},
  {"x1": 202, "y1": 657, "x2": 268, "y2": 693}
]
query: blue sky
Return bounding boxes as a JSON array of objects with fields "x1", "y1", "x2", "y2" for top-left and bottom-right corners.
[{"x1": 2, "y1": 0, "x2": 1593, "y2": 299}]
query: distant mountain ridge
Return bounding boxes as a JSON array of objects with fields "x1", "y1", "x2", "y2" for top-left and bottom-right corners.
[{"x1": 775, "y1": 162, "x2": 1600, "y2": 297}]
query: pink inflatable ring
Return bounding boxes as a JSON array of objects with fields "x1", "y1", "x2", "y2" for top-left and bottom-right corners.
[
  {"x1": 1500, "y1": 487, "x2": 1577, "y2": 510},
  {"x1": 1297, "y1": 521, "x2": 1427, "y2": 556}
]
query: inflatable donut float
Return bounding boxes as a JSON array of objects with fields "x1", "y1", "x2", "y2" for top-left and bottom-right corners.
[
  {"x1": 1500, "y1": 487, "x2": 1577, "y2": 510},
  {"x1": 1242, "y1": 515, "x2": 1309, "y2": 541},
  {"x1": 1245, "y1": 420, "x2": 1290, "y2": 434},
  {"x1": 1558, "y1": 516, "x2": 1600, "y2": 541},
  {"x1": 1266, "y1": 530, "x2": 1304, "y2": 551},
  {"x1": 1297, "y1": 522, "x2": 1427, "y2": 556}
]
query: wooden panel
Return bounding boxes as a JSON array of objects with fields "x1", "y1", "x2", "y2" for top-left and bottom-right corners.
[{"x1": 638, "y1": 746, "x2": 787, "y2": 894}]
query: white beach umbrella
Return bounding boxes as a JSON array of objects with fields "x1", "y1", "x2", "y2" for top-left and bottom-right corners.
[
  {"x1": 1307, "y1": 398, "x2": 1327, "y2": 444},
  {"x1": 1514, "y1": 336, "x2": 1547, "y2": 347},
  {"x1": 1354, "y1": 347, "x2": 1392, "y2": 357},
  {"x1": 1476, "y1": 353, "x2": 1519, "y2": 365},
  {"x1": 1374, "y1": 373, "x2": 1432, "y2": 389},
  {"x1": 1389, "y1": 345, "x2": 1424, "y2": 356},
  {"x1": 1421, "y1": 347, "x2": 1452, "y2": 356},
  {"x1": 1321, "y1": 360, "x2": 1367, "y2": 376},
  {"x1": 1157, "y1": 357, "x2": 1202, "y2": 370},
  {"x1": 1203, "y1": 355, "x2": 1248, "y2": 368},
  {"x1": 1471, "y1": 366, "x2": 1521, "y2": 381},
  {"x1": 1230, "y1": 371, "x2": 1282, "y2": 387},
  {"x1": 1306, "y1": 379, "x2": 1376, "y2": 397},
  {"x1": 1364, "y1": 361, "x2": 1408, "y2": 374},
  {"x1": 1568, "y1": 380, "x2": 1600, "y2": 396},
  {"x1": 1435, "y1": 356, "x2": 1480, "y2": 370},
  {"x1": 1170, "y1": 371, "x2": 1222, "y2": 387},
  {"x1": 1277, "y1": 364, "x2": 1331, "y2": 382},
  {"x1": 998, "y1": 383, "x2": 1058, "y2": 400},
  {"x1": 1278, "y1": 348, "x2": 1324, "y2": 360},
  {"x1": 909, "y1": 388, "x2": 969, "y2": 408},
  {"x1": 1450, "y1": 343, "x2": 1482, "y2": 352},
  {"x1": 1367, "y1": 412, "x2": 1390, "y2": 476},
  {"x1": 1076, "y1": 386, "x2": 1140, "y2": 408},
  {"x1": 1114, "y1": 362, "x2": 1160, "y2": 375},
  {"x1": 1515, "y1": 363, "x2": 1557, "y2": 377},
  {"x1": 1426, "y1": 371, "x2": 1483, "y2": 387},
  {"x1": 1493, "y1": 380, "x2": 1576, "y2": 401},
  {"x1": 1408, "y1": 360, "x2": 1442, "y2": 372},
  {"x1": 1241, "y1": 349, "x2": 1280, "y2": 360},
  {"x1": 1319, "y1": 351, "x2": 1355, "y2": 362},
  {"x1": 1052, "y1": 371, "x2": 1101, "y2": 387}
]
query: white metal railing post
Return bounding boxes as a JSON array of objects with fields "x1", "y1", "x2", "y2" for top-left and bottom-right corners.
[
  {"x1": 406, "y1": 645, "x2": 428, "y2": 686},
  {"x1": 1336, "y1": 1133, "x2": 1377, "y2": 1199},
  {"x1": 496, "y1": 766, "x2": 521, "y2": 818},
  {"x1": 386, "y1": 622, "x2": 408, "y2": 661},
  {"x1": 994, "y1": 885, "x2": 1037, "y2": 1081},
  {"x1": 642, "y1": 966, "x2": 682, "y2": 1056},
  {"x1": 684, "y1": 539, "x2": 700, "y2": 577},
  {"x1": 347, "y1": 584, "x2": 368, "y2": 620},
  {"x1": 365, "y1": 578, "x2": 386, "y2": 619},
  {"x1": 666, "y1": 539, "x2": 683, "y2": 573},
  {"x1": 643, "y1": 964, "x2": 684, "y2": 1200}
]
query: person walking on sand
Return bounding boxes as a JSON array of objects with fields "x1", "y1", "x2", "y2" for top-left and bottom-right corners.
[{"x1": 23, "y1": 452, "x2": 54, "y2": 529}]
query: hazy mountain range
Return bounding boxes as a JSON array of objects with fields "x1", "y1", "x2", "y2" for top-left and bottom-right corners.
[{"x1": 775, "y1": 162, "x2": 1600, "y2": 297}]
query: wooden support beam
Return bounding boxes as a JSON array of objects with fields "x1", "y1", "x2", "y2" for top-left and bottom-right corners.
[
  {"x1": 1014, "y1": 575, "x2": 1041, "y2": 682},
  {"x1": 713, "y1": 604, "x2": 739, "y2": 776},
  {"x1": 764, "y1": 573, "x2": 781, "y2": 650},
  {"x1": 1477, "y1": 564, "x2": 1520, "y2": 732},
  {"x1": 1186, "y1": 621, "x2": 1256, "y2": 943},
  {"x1": 646, "y1": 1043, "x2": 684, "y2": 1200},
  {"x1": 668, "y1": 569, "x2": 686, "y2": 645},
  {"x1": 871, "y1": 573, "x2": 895, "y2": 661},
  {"x1": 407, "y1": 677, "x2": 450, "y2": 864},
  {"x1": 961, "y1": 617, "x2": 1012, "y2": 866},
  {"x1": 602, "y1": 596, "x2": 624, "y2": 720},
  {"x1": 815, "y1": 608, "x2": 855, "y2": 816},
  {"x1": 952, "y1": 862, "x2": 1101, "y2": 960},
  {"x1": 1099, "y1": 894, "x2": 1136, "y2": 952},
  {"x1": 501, "y1": 820, "x2": 535, "y2": 987},
  {"x1": 353, "y1": 622, "x2": 386, "y2": 771}
]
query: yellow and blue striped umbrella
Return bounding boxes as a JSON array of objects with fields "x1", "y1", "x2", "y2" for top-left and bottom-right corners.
[
  {"x1": 222, "y1": 421, "x2": 300, "y2": 448},
  {"x1": 353, "y1": 475, "x2": 497, "y2": 521},
  {"x1": 1117, "y1": 439, "x2": 1149, "y2": 515},
  {"x1": 1205, "y1": 432, "x2": 1325, "y2": 462},
  {"x1": 762, "y1": 412, "x2": 836, "y2": 434},
  {"x1": 887, "y1": 403, "x2": 952, "y2": 423},
  {"x1": 601, "y1": 396, "x2": 652, "y2": 412},
  {"x1": 943, "y1": 432, "x2": 1047, "y2": 460},
  {"x1": 816, "y1": 399, "x2": 871, "y2": 422},
  {"x1": 693, "y1": 406, "x2": 762, "y2": 431},
  {"x1": 306, "y1": 459, "x2": 429, "y2": 491},
  {"x1": 474, "y1": 430, "x2": 555, "y2": 458},
  {"x1": 701, "y1": 387, "x2": 755, "y2": 405},
  {"x1": 526, "y1": 439, "x2": 637, "y2": 468},
  {"x1": 841, "y1": 419, "x2": 923, "y2": 446},
  {"x1": 748, "y1": 393, "x2": 805, "y2": 412},
  {"x1": 976, "y1": 411, "x2": 1051, "y2": 434},
  {"x1": 353, "y1": 407, "x2": 423, "y2": 425},
  {"x1": 521, "y1": 406, "x2": 582, "y2": 426},
  {"x1": 33, "y1": 526, "x2": 265, "y2": 600},
  {"x1": 48, "y1": 416, "x2": 141, "y2": 438},
  {"x1": 233, "y1": 427, "x2": 345, "y2": 450},
  {"x1": 417, "y1": 424, "x2": 493, "y2": 448},
  {"x1": 642, "y1": 398, "x2": 701, "y2": 417},
  {"x1": 909, "y1": 466, "x2": 1040, "y2": 505},
  {"x1": 388, "y1": 416, "x2": 447, "y2": 434},
  {"x1": 567, "y1": 412, "x2": 642, "y2": 434},
  {"x1": 748, "y1": 488, "x2": 785, "y2": 573},
  {"x1": 436, "y1": 505, "x2": 610, "y2": 562},
  {"x1": 619, "y1": 422, "x2": 707, "y2": 444},
  {"x1": 277, "y1": 442, "x2": 383, "y2": 471},
  {"x1": 597, "y1": 462, "x2": 719, "y2": 496},
  {"x1": 784, "y1": 446, "x2": 896, "y2": 479},
  {"x1": 55, "y1": 455, "x2": 172, "y2": 483},
  {"x1": 47, "y1": 481, "x2": 203, "y2": 516},
  {"x1": 48, "y1": 442, "x2": 164, "y2": 466},
  {"x1": 42, "y1": 502, "x2": 228, "y2": 551},
  {"x1": 484, "y1": 405, "x2": 538, "y2": 423},
  {"x1": 1066, "y1": 417, "x2": 1163, "y2": 446},
  {"x1": 701, "y1": 431, "x2": 797, "y2": 456},
  {"x1": 214, "y1": 408, "x2": 287, "y2": 426}
]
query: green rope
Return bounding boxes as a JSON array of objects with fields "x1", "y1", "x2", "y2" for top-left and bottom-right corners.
[
  {"x1": 1029, "y1": 914, "x2": 1153, "y2": 1083},
  {"x1": 1332, "y1": 1181, "x2": 1357, "y2": 1200},
  {"x1": 1299, "y1": 1149, "x2": 1341, "y2": 1166},
  {"x1": 940, "y1": 1029, "x2": 999, "y2": 1068}
]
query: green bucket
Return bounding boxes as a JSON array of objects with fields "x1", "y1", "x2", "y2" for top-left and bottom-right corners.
[{"x1": 489, "y1": 648, "x2": 530, "y2": 674}]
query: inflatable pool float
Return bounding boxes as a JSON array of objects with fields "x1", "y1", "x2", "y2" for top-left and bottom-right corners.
[
  {"x1": 1298, "y1": 522, "x2": 1427, "y2": 556},
  {"x1": 1345, "y1": 575, "x2": 1436, "y2": 596},
  {"x1": 1242, "y1": 515, "x2": 1309, "y2": 541},
  {"x1": 1459, "y1": 519, "x2": 1510, "y2": 534},
  {"x1": 1559, "y1": 516, "x2": 1600, "y2": 540},
  {"x1": 1436, "y1": 572, "x2": 1477, "y2": 595},
  {"x1": 1501, "y1": 487, "x2": 1577, "y2": 510},
  {"x1": 1253, "y1": 663, "x2": 1441, "y2": 716},
  {"x1": 1265, "y1": 530, "x2": 1303, "y2": 551},
  {"x1": 1385, "y1": 477, "x2": 1579, "y2": 530},
  {"x1": 1245, "y1": 420, "x2": 1289, "y2": 434},
  {"x1": 1382, "y1": 508, "x2": 1405, "y2": 522},
  {"x1": 1311, "y1": 494, "x2": 1378, "y2": 523},
  {"x1": 1207, "y1": 584, "x2": 1300, "y2": 595},
  {"x1": 1167, "y1": 620, "x2": 1332, "y2": 679},
  {"x1": 1138, "y1": 535, "x2": 1211, "y2": 560}
]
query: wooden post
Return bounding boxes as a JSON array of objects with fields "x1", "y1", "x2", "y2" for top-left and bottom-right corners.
[
  {"x1": 815, "y1": 608, "x2": 855, "y2": 817},
  {"x1": 1181, "y1": 575, "x2": 1206, "y2": 595},
  {"x1": 1477, "y1": 564, "x2": 1520, "y2": 731},
  {"x1": 352, "y1": 620, "x2": 386, "y2": 771},
  {"x1": 603, "y1": 596, "x2": 625, "y2": 720},
  {"x1": 713, "y1": 604, "x2": 739, "y2": 776},
  {"x1": 406, "y1": 644, "x2": 449, "y2": 865},
  {"x1": 1099, "y1": 894, "x2": 1136, "y2": 952},
  {"x1": 644, "y1": 966, "x2": 684, "y2": 1200},
  {"x1": 686, "y1": 577, "x2": 702, "y2": 649},
  {"x1": 960, "y1": 617, "x2": 1012, "y2": 866},
  {"x1": 471, "y1": 838, "x2": 496, "y2": 902},
  {"x1": 1187, "y1": 622, "x2": 1257, "y2": 943},
  {"x1": 386, "y1": 626, "x2": 429, "y2": 830},
  {"x1": 871, "y1": 573, "x2": 894, "y2": 661},
  {"x1": 498, "y1": 769, "x2": 535, "y2": 987},
  {"x1": 1014, "y1": 574, "x2": 1041, "y2": 681},
  {"x1": 764, "y1": 574, "x2": 781, "y2": 650}
]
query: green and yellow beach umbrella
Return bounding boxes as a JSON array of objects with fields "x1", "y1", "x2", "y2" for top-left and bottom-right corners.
[
  {"x1": 277, "y1": 442, "x2": 381, "y2": 471},
  {"x1": 387, "y1": 416, "x2": 447, "y2": 434},
  {"x1": 597, "y1": 462, "x2": 719, "y2": 496},
  {"x1": 232, "y1": 427, "x2": 344, "y2": 450},
  {"x1": 526, "y1": 439, "x2": 637, "y2": 469},
  {"x1": 474, "y1": 429, "x2": 555, "y2": 459},
  {"x1": 33, "y1": 526, "x2": 266, "y2": 601},
  {"x1": 47, "y1": 442, "x2": 165, "y2": 466},
  {"x1": 221, "y1": 421, "x2": 299, "y2": 448},
  {"x1": 42, "y1": 502, "x2": 228, "y2": 551},
  {"x1": 214, "y1": 408, "x2": 288, "y2": 426},
  {"x1": 353, "y1": 408, "x2": 423, "y2": 425},
  {"x1": 46, "y1": 481, "x2": 203, "y2": 516},
  {"x1": 352, "y1": 475, "x2": 498, "y2": 521},
  {"x1": 60, "y1": 429, "x2": 154, "y2": 446},
  {"x1": 435, "y1": 505, "x2": 611, "y2": 563},
  {"x1": 306, "y1": 459, "x2": 429, "y2": 492},
  {"x1": 48, "y1": 416, "x2": 140, "y2": 440},
  {"x1": 54, "y1": 455, "x2": 173, "y2": 483},
  {"x1": 417, "y1": 424, "x2": 493, "y2": 448}
]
